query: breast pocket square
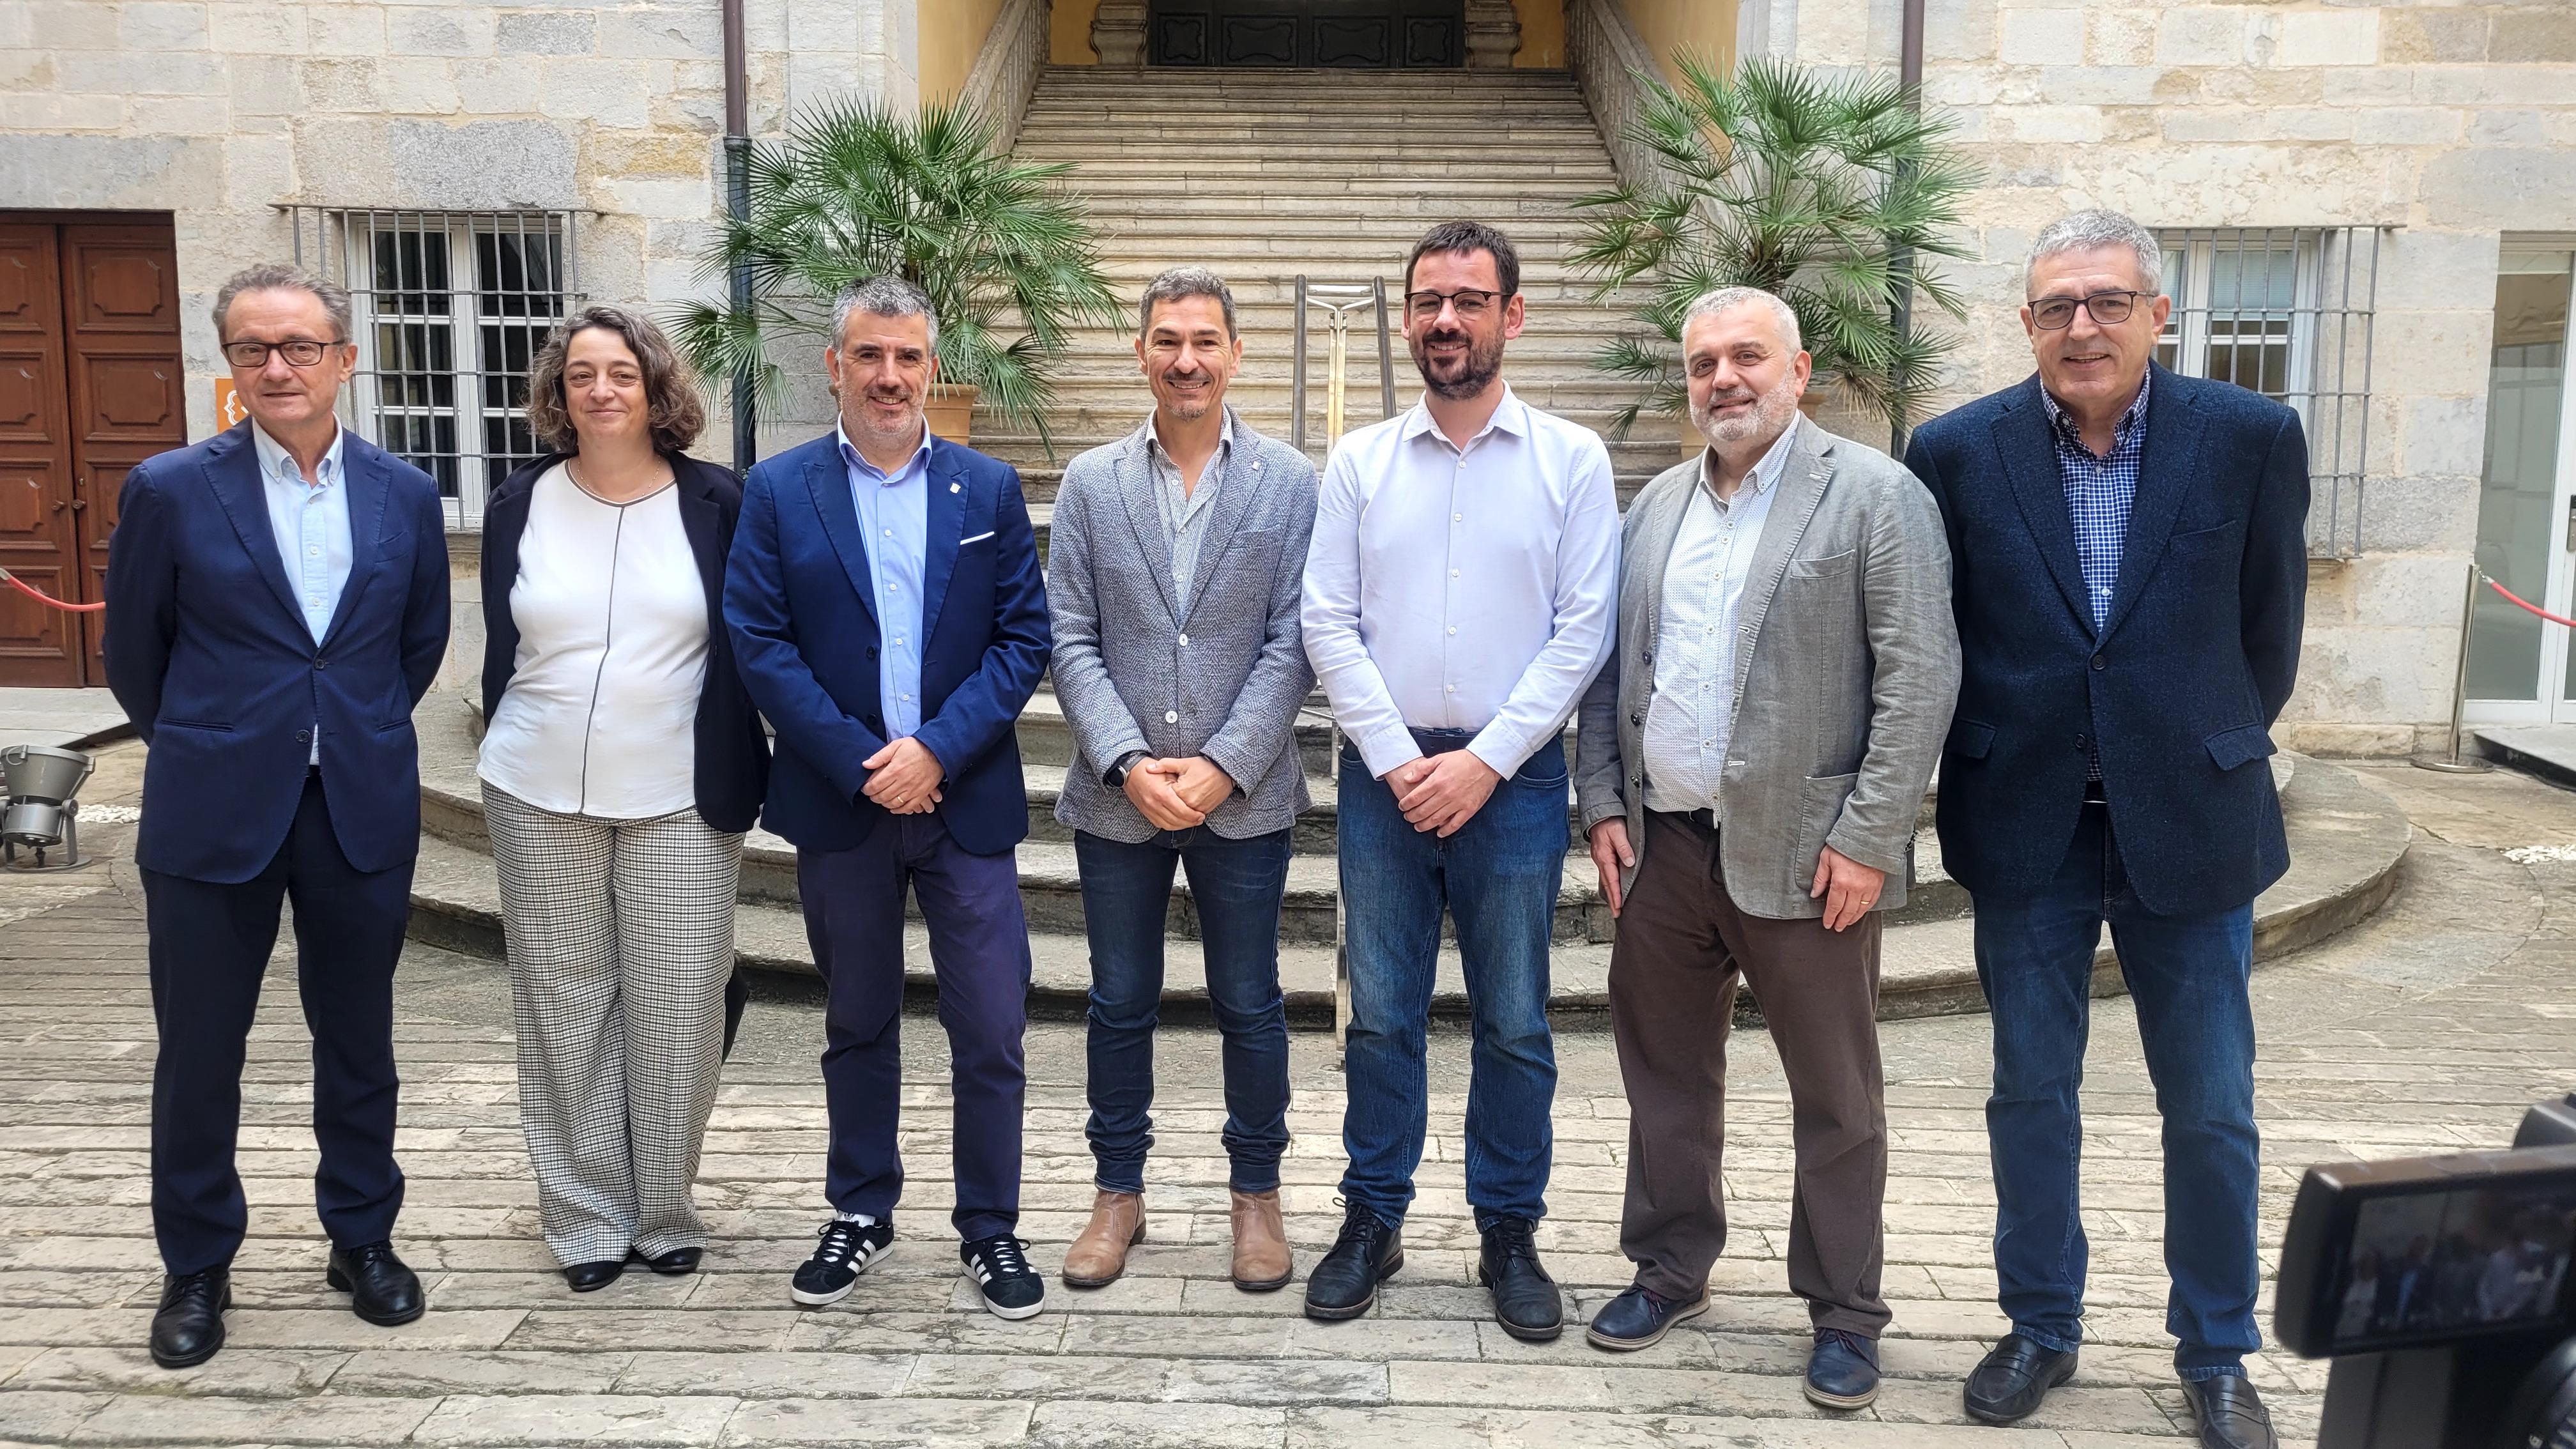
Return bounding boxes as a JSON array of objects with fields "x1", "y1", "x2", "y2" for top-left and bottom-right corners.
[{"x1": 958, "y1": 530, "x2": 995, "y2": 546}]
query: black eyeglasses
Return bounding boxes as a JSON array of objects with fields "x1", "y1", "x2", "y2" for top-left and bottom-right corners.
[
  {"x1": 1406, "y1": 288, "x2": 1508, "y2": 321},
  {"x1": 2027, "y1": 291, "x2": 2149, "y2": 330},
  {"x1": 221, "y1": 339, "x2": 344, "y2": 369}
]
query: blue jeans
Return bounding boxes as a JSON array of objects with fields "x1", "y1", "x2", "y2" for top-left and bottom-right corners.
[
  {"x1": 1075, "y1": 827, "x2": 1294, "y2": 1195},
  {"x1": 1974, "y1": 804, "x2": 2261, "y2": 1381},
  {"x1": 1339, "y1": 732, "x2": 1565, "y2": 1229}
]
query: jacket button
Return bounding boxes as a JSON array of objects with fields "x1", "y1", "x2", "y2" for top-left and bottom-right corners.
[
  {"x1": 2074, "y1": 734, "x2": 2088, "y2": 752},
  {"x1": 1165, "y1": 710, "x2": 1179, "y2": 723},
  {"x1": 1177, "y1": 633, "x2": 1190, "y2": 647},
  {"x1": 2090, "y1": 654, "x2": 2105, "y2": 671},
  {"x1": 296, "y1": 730, "x2": 312, "y2": 744},
  {"x1": 1629, "y1": 713, "x2": 1641, "y2": 726},
  {"x1": 314, "y1": 657, "x2": 328, "y2": 670}
]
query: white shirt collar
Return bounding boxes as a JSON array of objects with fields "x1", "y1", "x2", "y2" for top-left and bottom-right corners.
[
  {"x1": 1699, "y1": 412, "x2": 1804, "y2": 502},
  {"x1": 1400, "y1": 382, "x2": 1528, "y2": 449},
  {"x1": 249, "y1": 417, "x2": 346, "y2": 488},
  {"x1": 836, "y1": 419, "x2": 933, "y2": 482}
]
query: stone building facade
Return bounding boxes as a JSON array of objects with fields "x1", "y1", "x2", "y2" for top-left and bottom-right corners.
[{"x1": 3, "y1": 0, "x2": 2570, "y2": 754}]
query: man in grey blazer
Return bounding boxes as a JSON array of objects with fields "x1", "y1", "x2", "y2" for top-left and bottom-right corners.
[
  {"x1": 1046, "y1": 267, "x2": 1319, "y2": 1294},
  {"x1": 1573, "y1": 288, "x2": 1959, "y2": 1410}
]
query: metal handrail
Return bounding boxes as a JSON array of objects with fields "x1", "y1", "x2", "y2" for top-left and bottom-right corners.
[{"x1": 1288, "y1": 275, "x2": 1399, "y2": 456}]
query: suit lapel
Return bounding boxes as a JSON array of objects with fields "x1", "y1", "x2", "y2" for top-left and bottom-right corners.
[
  {"x1": 919, "y1": 441, "x2": 968, "y2": 641},
  {"x1": 1180, "y1": 410, "x2": 1266, "y2": 625},
  {"x1": 318, "y1": 440, "x2": 391, "y2": 648},
  {"x1": 1991, "y1": 379, "x2": 2097, "y2": 634},
  {"x1": 1731, "y1": 426, "x2": 1834, "y2": 696},
  {"x1": 804, "y1": 446, "x2": 878, "y2": 627},
  {"x1": 200, "y1": 425, "x2": 303, "y2": 626},
  {"x1": 2099, "y1": 369, "x2": 2205, "y2": 641},
  {"x1": 1114, "y1": 425, "x2": 1181, "y2": 626}
]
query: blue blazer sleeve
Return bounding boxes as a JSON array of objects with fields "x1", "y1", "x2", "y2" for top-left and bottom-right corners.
[
  {"x1": 914, "y1": 463, "x2": 1050, "y2": 778},
  {"x1": 2244, "y1": 409, "x2": 2309, "y2": 726},
  {"x1": 723, "y1": 462, "x2": 890, "y2": 804},
  {"x1": 401, "y1": 478, "x2": 450, "y2": 707},
  {"x1": 103, "y1": 458, "x2": 179, "y2": 746}
]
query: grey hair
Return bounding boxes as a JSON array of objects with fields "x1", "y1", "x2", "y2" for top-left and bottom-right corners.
[
  {"x1": 2026, "y1": 209, "x2": 2163, "y2": 296},
  {"x1": 830, "y1": 275, "x2": 939, "y2": 356},
  {"x1": 1682, "y1": 286, "x2": 1802, "y2": 353},
  {"x1": 1138, "y1": 266, "x2": 1237, "y2": 340},
  {"x1": 213, "y1": 262, "x2": 351, "y2": 342}
]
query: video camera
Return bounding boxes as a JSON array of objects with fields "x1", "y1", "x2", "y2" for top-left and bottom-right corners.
[{"x1": 2277, "y1": 1094, "x2": 2576, "y2": 1448}]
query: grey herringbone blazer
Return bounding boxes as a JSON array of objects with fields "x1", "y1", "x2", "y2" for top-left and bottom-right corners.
[
  {"x1": 1047, "y1": 410, "x2": 1319, "y2": 843},
  {"x1": 1573, "y1": 420, "x2": 1960, "y2": 919}
]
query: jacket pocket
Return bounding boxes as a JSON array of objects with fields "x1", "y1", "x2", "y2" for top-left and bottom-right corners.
[
  {"x1": 1795, "y1": 771, "x2": 1862, "y2": 885},
  {"x1": 1787, "y1": 548, "x2": 1857, "y2": 579},
  {"x1": 2205, "y1": 723, "x2": 2275, "y2": 771},
  {"x1": 1947, "y1": 717, "x2": 1995, "y2": 760},
  {"x1": 157, "y1": 717, "x2": 234, "y2": 733}
]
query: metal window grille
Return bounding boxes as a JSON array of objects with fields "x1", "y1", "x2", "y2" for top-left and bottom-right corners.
[
  {"x1": 2154, "y1": 226, "x2": 2387, "y2": 559},
  {"x1": 286, "y1": 207, "x2": 583, "y2": 530}
]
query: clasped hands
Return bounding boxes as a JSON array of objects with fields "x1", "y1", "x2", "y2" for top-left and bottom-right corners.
[
  {"x1": 1386, "y1": 749, "x2": 1500, "y2": 839},
  {"x1": 861, "y1": 737, "x2": 945, "y2": 814},
  {"x1": 1123, "y1": 755, "x2": 1238, "y2": 831}
]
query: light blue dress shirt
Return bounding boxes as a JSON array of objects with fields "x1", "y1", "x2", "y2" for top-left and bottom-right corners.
[
  {"x1": 250, "y1": 419, "x2": 353, "y2": 765},
  {"x1": 839, "y1": 422, "x2": 933, "y2": 740}
]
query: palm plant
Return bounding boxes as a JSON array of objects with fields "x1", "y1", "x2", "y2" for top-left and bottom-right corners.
[
  {"x1": 674, "y1": 96, "x2": 1121, "y2": 452},
  {"x1": 1567, "y1": 55, "x2": 1979, "y2": 436}
]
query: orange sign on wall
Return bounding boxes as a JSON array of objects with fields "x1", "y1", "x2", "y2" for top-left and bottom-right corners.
[{"x1": 213, "y1": 376, "x2": 247, "y2": 430}]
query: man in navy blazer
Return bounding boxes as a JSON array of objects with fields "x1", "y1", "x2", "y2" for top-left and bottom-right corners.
[
  {"x1": 1904, "y1": 211, "x2": 2305, "y2": 1448},
  {"x1": 104, "y1": 264, "x2": 450, "y2": 1369},
  {"x1": 724, "y1": 277, "x2": 1052, "y2": 1320}
]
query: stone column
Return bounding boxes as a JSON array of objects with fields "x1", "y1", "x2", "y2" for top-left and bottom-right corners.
[
  {"x1": 1091, "y1": 0, "x2": 1147, "y2": 66},
  {"x1": 1466, "y1": 0, "x2": 1523, "y2": 66}
]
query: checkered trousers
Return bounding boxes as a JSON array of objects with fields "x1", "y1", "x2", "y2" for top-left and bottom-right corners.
[{"x1": 483, "y1": 783, "x2": 745, "y2": 1267}]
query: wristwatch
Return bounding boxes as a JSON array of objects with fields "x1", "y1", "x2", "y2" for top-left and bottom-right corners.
[{"x1": 1104, "y1": 750, "x2": 1148, "y2": 789}]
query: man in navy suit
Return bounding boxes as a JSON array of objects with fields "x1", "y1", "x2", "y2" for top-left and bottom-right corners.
[
  {"x1": 1905, "y1": 211, "x2": 2305, "y2": 1449},
  {"x1": 724, "y1": 276, "x2": 1051, "y2": 1320},
  {"x1": 104, "y1": 264, "x2": 450, "y2": 1368}
]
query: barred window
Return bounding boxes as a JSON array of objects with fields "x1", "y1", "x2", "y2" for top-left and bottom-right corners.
[
  {"x1": 2155, "y1": 227, "x2": 2387, "y2": 559},
  {"x1": 286, "y1": 207, "x2": 583, "y2": 530}
]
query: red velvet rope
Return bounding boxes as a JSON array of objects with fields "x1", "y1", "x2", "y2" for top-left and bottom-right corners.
[
  {"x1": 2486, "y1": 574, "x2": 2576, "y2": 631},
  {"x1": 1, "y1": 569, "x2": 105, "y2": 614}
]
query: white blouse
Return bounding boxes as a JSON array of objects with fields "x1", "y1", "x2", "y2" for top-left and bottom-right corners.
[{"x1": 479, "y1": 463, "x2": 709, "y2": 819}]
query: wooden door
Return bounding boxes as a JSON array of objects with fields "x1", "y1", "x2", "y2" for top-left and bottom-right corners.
[
  {"x1": 0, "y1": 222, "x2": 84, "y2": 687},
  {"x1": 0, "y1": 217, "x2": 184, "y2": 687}
]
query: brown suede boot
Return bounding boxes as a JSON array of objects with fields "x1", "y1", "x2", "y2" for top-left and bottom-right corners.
[
  {"x1": 1061, "y1": 1190, "x2": 1145, "y2": 1288},
  {"x1": 1230, "y1": 1188, "x2": 1292, "y2": 1292}
]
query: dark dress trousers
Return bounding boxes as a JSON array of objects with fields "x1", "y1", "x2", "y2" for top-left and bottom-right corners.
[
  {"x1": 103, "y1": 421, "x2": 450, "y2": 1275},
  {"x1": 723, "y1": 430, "x2": 1050, "y2": 1239}
]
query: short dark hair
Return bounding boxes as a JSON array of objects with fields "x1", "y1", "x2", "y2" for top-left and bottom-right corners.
[
  {"x1": 1138, "y1": 266, "x2": 1237, "y2": 340},
  {"x1": 524, "y1": 305, "x2": 707, "y2": 455},
  {"x1": 1405, "y1": 220, "x2": 1519, "y2": 299}
]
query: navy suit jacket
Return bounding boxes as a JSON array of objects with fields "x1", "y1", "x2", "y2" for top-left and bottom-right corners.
[
  {"x1": 723, "y1": 430, "x2": 1049, "y2": 857},
  {"x1": 103, "y1": 422, "x2": 452, "y2": 884},
  {"x1": 1903, "y1": 365, "x2": 2309, "y2": 917}
]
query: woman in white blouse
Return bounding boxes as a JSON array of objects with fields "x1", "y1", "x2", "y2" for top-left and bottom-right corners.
[{"x1": 478, "y1": 307, "x2": 769, "y2": 1291}]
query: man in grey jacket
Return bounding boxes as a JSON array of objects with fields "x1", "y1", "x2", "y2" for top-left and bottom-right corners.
[
  {"x1": 1046, "y1": 267, "x2": 1319, "y2": 1294},
  {"x1": 1573, "y1": 288, "x2": 1959, "y2": 1410}
]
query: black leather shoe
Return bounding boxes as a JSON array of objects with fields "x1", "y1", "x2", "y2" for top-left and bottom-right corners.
[
  {"x1": 2183, "y1": 1374, "x2": 2276, "y2": 1449},
  {"x1": 1477, "y1": 1217, "x2": 1563, "y2": 1343},
  {"x1": 646, "y1": 1246, "x2": 703, "y2": 1276},
  {"x1": 1964, "y1": 1333, "x2": 2078, "y2": 1424},
  {"x1": 1303, "y1": 1202, "x2": 1402, "y2": 1321},
  {"x1": 1805, "y1": 1328, "x2": 1881, "y2": 1410},
  {"x1": 326, "y1": 1241, "x2": 425, "y2": 1326},
  {"x1": 563, "y1": 1259, "x2": 624, "y2": 1292},
  {"x1": 148, "y1": 1269, "x2": 230, "y2": 1368},
  {"x1": 1585, "y1": 1283, "x2": 1708, "y2": 1351}
]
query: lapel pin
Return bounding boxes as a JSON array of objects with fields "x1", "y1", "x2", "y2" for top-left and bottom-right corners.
[{"x1": 949, "y1": 482, "x2": 961, "y2": 493}]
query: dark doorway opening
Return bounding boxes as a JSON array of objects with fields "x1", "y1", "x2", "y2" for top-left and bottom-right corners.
[
  {"x1": 1148, "y1": 1, "x2": 1468, "y2": 67},
  {"x1": 0, "y1": 213, "x2": 185, "y2": 688}
]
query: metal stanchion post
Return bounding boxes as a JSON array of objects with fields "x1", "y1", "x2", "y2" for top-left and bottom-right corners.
[
  {"x1": 1330, "y1": 718, "x2": 1351, "y2": 1066},
  {"x1": 2416, "y1": 560, "x2": 2494, "y2": 774}
]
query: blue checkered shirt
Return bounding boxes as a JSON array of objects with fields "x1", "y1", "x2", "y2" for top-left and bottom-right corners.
[{"x1": 2040, "y1": 371, "x2": 2149, "y2": 781}]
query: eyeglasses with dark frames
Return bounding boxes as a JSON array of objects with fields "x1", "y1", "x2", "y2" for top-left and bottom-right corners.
[
  {"x1": 2027, "y1": 291, "x2": 2150, "y2": 330},
  {"x1": 220, "y1": 338, "x2": 345, "y2": 369},
  {"x1": 1405, "y1": 288, "x2": 1507, "y2": 321}
]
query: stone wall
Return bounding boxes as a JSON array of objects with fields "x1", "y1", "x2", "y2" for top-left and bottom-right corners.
[
  {"x1": 1761, "y1": 0, "x2": 2576, "y2": 754},
  {"x1": 0, "y1": 0, "x2": 921, "y2": 449}
]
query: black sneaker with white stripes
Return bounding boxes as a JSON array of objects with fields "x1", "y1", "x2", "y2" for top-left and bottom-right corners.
[
  {"x1": 961, "y1": 1234, "x2": 1045, "y2": 1320},
  {"x1": 790, "y1": 1217, "x2": 893, "y2": 1306}
]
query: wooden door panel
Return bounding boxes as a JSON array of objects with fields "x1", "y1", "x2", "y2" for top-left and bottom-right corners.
[
  {"x1": 0, "y1": 222, "x2": 81, "y2": 686},
  {"x1": 63, "y1": 222, "x2": 183, "y2": 676}
]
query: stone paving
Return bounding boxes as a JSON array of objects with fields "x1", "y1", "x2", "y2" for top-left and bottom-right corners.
[{"x1": 4, "y1": 742, "x2": 2576, "y2": 1446}]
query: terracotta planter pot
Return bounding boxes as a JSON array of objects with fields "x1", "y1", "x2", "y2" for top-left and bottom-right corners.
[{"x1": 925, "y1": 384, "x2": 979, "y2": 445}]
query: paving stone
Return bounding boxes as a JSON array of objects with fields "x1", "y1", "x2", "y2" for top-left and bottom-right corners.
[
  {"x1": 1024, "y1": 1399, "x2": 1285, "y2": 1448},
  {"x1": 613, "y1": 1349, "x2": 914, "y2": 1399},
  {"x1": 70, "y1": 1390, "x2": 436, "y2": 1445},
  {"x1": 328, "y1": 1348, "x2": 628, "y2": 1397},
  {"x1": 3, "y1": 1346, "x2": 347, "y2": 1399},
  {"x1": 717, "y1": 1396, "x2": 1033, "y2": 1446},
  {"x1": 0, "y1": 1389, "x2": 108, "y2": 1441},
  {"x1": 413, "y1": 1393, "x2": 739, "y2": 1446}
]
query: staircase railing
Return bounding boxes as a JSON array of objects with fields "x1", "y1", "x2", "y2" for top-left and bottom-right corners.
[
  {"x1": 1287, "y1": 275, "x2": 1399, "y2": 458},
  {"x1": 962, "y1": 0, "x2": 1052, "y2": 152},
  {"x1": 1565, "y1": 0, "x2": 1675, "y2": 192}
]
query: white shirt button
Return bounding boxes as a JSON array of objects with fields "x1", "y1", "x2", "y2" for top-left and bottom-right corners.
[
  {"x1": 1165, "y1": 710, "x2": 1179, "y2": 723},
  {"x1": 1448, "y1": 626, "x2": 1457, "y2": 635},
  {"x1": 1450, "y1": 569, "x2": 1460, "y2": 578},
  {"x1": 901, "y1": 693, "x2": 912, "y2": 702},
  {"x1": 1446, "y1": 684, "x2": 1455, "y2": 693},
  {"x1": 1453, "y1": 512, "x2": 1462, "y2": 521}
]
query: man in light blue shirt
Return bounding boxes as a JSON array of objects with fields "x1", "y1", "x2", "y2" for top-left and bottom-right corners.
[
  {"x1": 839, "y1": 425, "x2": 931, "y2": 739},
  {"x1": 251, "y1": 420, "x2": 353, "y2": 763}
]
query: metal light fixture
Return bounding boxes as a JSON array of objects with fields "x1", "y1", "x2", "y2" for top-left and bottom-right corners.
[{"x1": 1, "y1": 743, "x2": 96, "y2": 871}]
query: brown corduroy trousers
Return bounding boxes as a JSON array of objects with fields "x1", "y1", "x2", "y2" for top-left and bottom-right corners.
[{"x1": 1607, "y1": 809, "x2": 1892, "y2": 1337}]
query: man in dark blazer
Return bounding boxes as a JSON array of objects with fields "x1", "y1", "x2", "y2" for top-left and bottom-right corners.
[
  {"x1": 105, "y1": 263, "x2": 450, "y2": 1368},
  {"x1": 1904, "y1": 210, "x2": 2306, "y2": 1449},
  {"x1": 724, "y1": 276, "x2": 1052, "y2": 1321}
]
